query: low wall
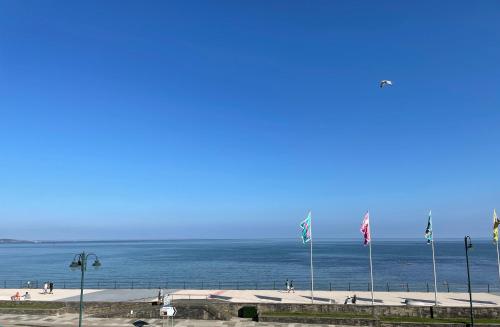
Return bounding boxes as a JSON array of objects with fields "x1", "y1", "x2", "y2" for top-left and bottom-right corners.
[
  {"x1": 0, "y1": 300, "x2": 499, "y2": 321},
  {"x1": 69, "y1": 300, "x2": 229, "y2": 320},
  {"x1": 253, "y1": 303, "x2": 500, "y2": 320}
]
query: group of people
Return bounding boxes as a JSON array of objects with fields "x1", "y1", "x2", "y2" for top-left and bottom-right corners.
[
  {"x1": 42, "y1": 281, "x2": 54, "y2": 294},
  {"x1": 284, "y1": 279, "x2": 295, "y2": 293},
  {"x1": 11, "y1": 291, "x2": 31, "y2": 301},
  {"x1": 11, "y1": 281, "x2": 54, "y2": 300}
]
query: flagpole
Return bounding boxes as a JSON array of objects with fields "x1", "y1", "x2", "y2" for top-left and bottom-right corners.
[
  {"x1": 369, "y1": 236, "x2": 374, "y2": 305},
  {"x1": 362, "y1": 211, "x2": 374, "y2": 305},
  {"x1": 495, "y1": 209, "x2": 500, "y2": 284},
  {"x1": 496, "y1": 241, "x2": 500, "y2": 282},
  {"x1": 368, "y1": 211, "x2": 374, "y2": 305},
  {"x1": 431, "y1": 239, "x2": 438, "y2": 306},
  {"x1": 310, "y1": 213, "x2": 314, "y2": 304}
]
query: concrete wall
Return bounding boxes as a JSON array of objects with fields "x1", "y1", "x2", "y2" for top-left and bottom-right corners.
[
  {"x1": 1, "y1": 300, "x2": 499, "y2": 321},
  {"x1": 252, "y1": 303, "x2": 500, "y2": 319}
]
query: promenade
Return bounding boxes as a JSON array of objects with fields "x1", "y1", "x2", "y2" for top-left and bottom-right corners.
[{"x1": 1, "y1": 289, "x2": 499, "y2": 307}]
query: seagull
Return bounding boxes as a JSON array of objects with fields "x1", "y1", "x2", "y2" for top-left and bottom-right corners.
[{"x1": 379, "y1": 80, "x2": 393, "y2": 88}]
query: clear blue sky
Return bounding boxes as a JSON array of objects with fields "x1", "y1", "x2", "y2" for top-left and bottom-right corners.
[{"x1": 0, "y1": 1, "x2": 499, "y2": 240}]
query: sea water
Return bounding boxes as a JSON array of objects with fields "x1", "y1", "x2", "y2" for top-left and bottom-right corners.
[{"x1": 0, "y1": 239, "x2": 497, "y2": 292}]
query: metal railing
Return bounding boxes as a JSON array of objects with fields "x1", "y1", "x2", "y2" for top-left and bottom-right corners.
[{"x1": 1, "y1": 279, "x2": 498, "y2": 293}]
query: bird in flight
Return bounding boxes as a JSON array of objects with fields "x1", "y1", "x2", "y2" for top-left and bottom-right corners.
[{"x1": 379, "y1": 80, "x2": 393, "y2": 88}]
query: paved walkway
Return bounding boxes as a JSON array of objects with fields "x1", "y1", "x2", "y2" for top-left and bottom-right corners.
[
  {"x1": 1, "y1": 289, "x2": 499, "y2": 306},
  {"x1": 0, "y1": 314, "x2": 345, "y2": 327},
  {"x1": 168, "y1": 289, "x2": 500, "y2": 307},
  {"x1": 59, "y1": 289, "x2": 162, "y2": 302}
]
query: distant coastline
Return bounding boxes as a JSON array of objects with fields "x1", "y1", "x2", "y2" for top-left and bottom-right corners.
[
  {"x1": 0, "y1": 239, "x2": 37, "y2": 244},
  {"x1": 0, "y1": 237, "x2": 493, "y2": 244}
]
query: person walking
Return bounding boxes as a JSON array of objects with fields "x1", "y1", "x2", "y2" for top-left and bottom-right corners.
[
  {"x1": 43, "y1": 282, "x2": 48, "y2": 294},
  {"x1": 285, "y1": 279, "x2": 290, "y2": 293},
  {"x1": 157, "y1": 287, "x2": 164, "y2": 304},
  {"x1": 290, "y1": 280, "x2": 295, "y2": 293},
  {"x1": 49, "y1": 282, "x2": 54, "y2": 294}
]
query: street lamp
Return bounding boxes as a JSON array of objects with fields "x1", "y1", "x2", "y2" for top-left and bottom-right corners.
[
  {"x1": 70, "y1": 252, "x2": 101, "y2": 327},
  {"x1": 464, "y1": 236, "x2": 473, "y2": 327}
]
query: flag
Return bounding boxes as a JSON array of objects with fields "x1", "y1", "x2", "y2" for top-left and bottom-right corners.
[
  {"x1": 300, "y1": 212, "x2": 312, "y2": 244},
  {"x1": 360, "y1": 211, "x2": 371, "y2": 245},
  {"x1": 493, "y1": 209, "x2": 500, "y2": 243},
  {"x1": 425, "y1": 210, "x2": 433, "y2": 244}
]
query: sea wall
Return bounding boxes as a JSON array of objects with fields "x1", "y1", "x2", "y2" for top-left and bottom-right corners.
[
  {"x1": 0, "y1": 300, "x2": 499, "y2": 321},
  {"x1": 253, "y1": 303, "x2": 500, "y2": 319}
]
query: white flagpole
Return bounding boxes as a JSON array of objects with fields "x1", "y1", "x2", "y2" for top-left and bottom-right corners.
[
  {"x1": 496, "y1": 241, "x2": 500, "y2": 282},
  {"x1": 310, "y1": 212, "x2": 314, "y2": 304},
  {"x1": 431, "y1": 239, "x2": 438, "y2": 306},
  {"x1": 368, "y1": 211, "x2": 374, "y2": 305},
  {"x1": 495, "y1": 209, "x2": 500, "y2": 283}
]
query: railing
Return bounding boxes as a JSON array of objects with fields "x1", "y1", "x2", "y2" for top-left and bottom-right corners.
[{"x1": 1, "y1": 279, "x2": 499, "y2": 293}]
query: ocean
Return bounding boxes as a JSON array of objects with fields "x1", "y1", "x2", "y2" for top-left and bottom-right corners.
[{"x1": 0, "y1": 239, "x2": 498, "y2": 292}]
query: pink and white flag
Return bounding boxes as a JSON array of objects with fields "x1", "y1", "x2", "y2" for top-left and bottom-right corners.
[{"x1": 360, "y1": 211, "x2": 371, "y2": 245}]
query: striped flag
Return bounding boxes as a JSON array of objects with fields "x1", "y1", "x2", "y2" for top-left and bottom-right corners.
[
  {"x1": 360, "y1": 211, "x2": 371, "y2": 245},
  {"x1": 425, "y1": 210, "x2": 433, "y2": 244},
  {"x1": 300, "y1": 212, "x2": 312, "y2": 244},
  {"x1": 494, "y1": 209, "x2": 500, "y2": 243}
]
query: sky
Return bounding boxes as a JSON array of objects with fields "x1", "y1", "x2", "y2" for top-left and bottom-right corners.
[{"x1": 0, "y1": 1, "x2": 499, "y2": 240}]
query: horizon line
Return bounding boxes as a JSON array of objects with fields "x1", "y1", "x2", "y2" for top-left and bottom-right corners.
[{"x1": 1, "y1": 236, "x2": 494, "y2": 243}]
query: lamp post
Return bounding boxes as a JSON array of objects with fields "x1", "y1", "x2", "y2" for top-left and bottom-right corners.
[
  {"x1": 70, "y1": 252, "x2": 101, "y2": 327},
  {"x1": 464, "y1": 236, "x2": 473, "y2": 327}
]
